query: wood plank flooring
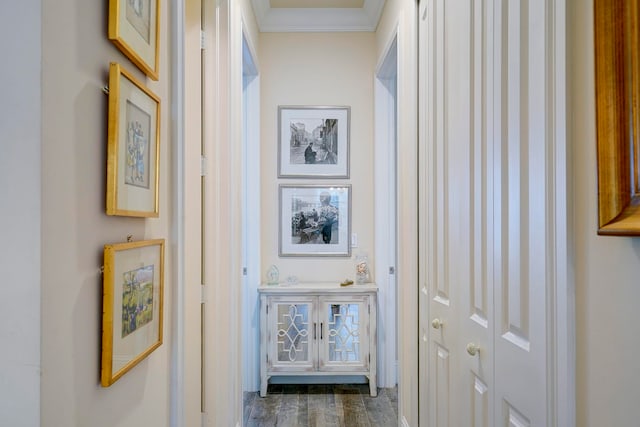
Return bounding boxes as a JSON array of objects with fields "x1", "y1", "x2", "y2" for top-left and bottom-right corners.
[{"x1": 244, "y1": 384, "x2": 398, "y2": 427}]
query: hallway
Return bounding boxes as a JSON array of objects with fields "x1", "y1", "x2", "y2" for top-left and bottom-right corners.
[{"x1": 244, "y1": 384, "x2": 398, "y2": 427}]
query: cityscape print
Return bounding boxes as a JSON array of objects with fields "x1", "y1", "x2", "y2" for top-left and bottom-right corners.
[{"x1": 288, "y1": 118, "x2": 339, "y2": 166}]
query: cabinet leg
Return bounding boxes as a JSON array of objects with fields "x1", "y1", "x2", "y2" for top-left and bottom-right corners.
[
  {"x1": 260, "y1": 376, "x2": 268, "y2": 397},
  {"x1": 369, "y1": 374, "x2": 377, "y2": 397}
]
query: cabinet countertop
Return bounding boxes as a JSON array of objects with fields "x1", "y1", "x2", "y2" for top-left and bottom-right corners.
[{"x1": 258, "y1": 282, "x2": 378, "y2": 293}]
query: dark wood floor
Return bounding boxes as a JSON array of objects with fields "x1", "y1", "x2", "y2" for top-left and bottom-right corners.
[{"x1": 243, "y1": 384, "x2": 398, "y2": 427}]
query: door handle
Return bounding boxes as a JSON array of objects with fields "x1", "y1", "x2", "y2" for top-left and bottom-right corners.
[
  {"x1": 466, "y1": 343, "x2": 480, "y2": 356},
  {"x1": 320, "y1": 322, "x2": 324, "y2": 340},
  {"x1": 314, "y1": 322, "x2": 317, "y2": 340},
  {"x1": 431, "y1": 318, "x2": 443, "y2": 329}
]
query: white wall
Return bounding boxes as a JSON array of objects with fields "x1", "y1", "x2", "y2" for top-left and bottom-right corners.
[
  {"x1": 572, "y1": 1, "x2": 640, "y2": 426},
  {"x1": 39, "y1": 0, "x2": 177, "y2": 425},
  {"x1": 0, "y1": 2, "x2": 41, "y2": 426},
  {"x1": 259, "y1": 32, "x2": 376, "y2": 281}
]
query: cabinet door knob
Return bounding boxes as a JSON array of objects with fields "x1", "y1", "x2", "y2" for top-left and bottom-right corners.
[
  {"x1": 431, "y1": 318, "x2": 443, "y2": 329},
  {"x1": 466, "y1": 343, "x2": 480, "y2": 356}
]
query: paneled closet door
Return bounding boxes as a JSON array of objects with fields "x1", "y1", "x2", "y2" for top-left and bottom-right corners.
[
  {"x1": 491, "y1": 1, "x2": 551, "y2": 424},
  {"x1": 454, "y1": 1, "x2": 496, "y2": 426},
  {"x1": 422, "y1": 1, "x2": 495, "y2": 425},
  {"x1": 420, "y1": 0, "x2": 561, "y2": 426}
]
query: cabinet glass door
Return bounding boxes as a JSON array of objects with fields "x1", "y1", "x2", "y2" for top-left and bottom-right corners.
[
  {"x1": 319, "y1": 296, "x2": 369, "y2": 371},
  {"x1": 268, "y1": 297, "x2": 315, "y2": 371}
]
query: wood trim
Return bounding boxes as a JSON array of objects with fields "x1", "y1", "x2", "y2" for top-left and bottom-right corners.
[
  {"x1": 629, "y1": 1, "x2": 640, "y2": 196},
  {"x1": 594, "y1": 0, "x2": 640, "y2": 234}
]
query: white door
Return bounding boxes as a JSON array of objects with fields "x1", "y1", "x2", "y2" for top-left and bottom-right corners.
[
  {"x1": 421, "y1": 1, "x2": 494, "y2": 425},
  {"x1": 419, "y1": 0, "x2": 568, "y2": 426}
]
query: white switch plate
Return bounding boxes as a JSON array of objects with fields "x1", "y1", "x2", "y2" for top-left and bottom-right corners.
[{"x1": 351, "y1": 233, "x2": 358, "y2": 247}]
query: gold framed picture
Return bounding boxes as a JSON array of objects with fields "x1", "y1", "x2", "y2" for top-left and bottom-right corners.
[
  {"x1": 101, "y1": 239, "x2": 165, "y2": 387},
  {"x1": 595, "y1": 0, "x2": 640, "y2": 235},
  {"x1": 108, "y1": 0, "x2": 160, "y2": 80},
  {"x1": 106, "y1": 62, "x2": 160, "y2": 218}
]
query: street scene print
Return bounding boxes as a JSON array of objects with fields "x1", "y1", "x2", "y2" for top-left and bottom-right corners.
[
  {"x1": 121, "y1": 264, "x2": 155, "y2": 338},
  {"x1": 290, "y1": 190, "x2": 340, "y2": 245},
  {"x1": 289, "y1": 118, "x2": 338, "y2": 166},
  {"x1": 125, "y1": 100, "x2": 151, "y2": 189},
  {"x1": 126, "y1": 0, "x2": 151, "y2": 43}
]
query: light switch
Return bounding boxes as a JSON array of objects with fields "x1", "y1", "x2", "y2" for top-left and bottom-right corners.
[{"x1": 351, "y1": 233, "x2": 358, "y2": 248}]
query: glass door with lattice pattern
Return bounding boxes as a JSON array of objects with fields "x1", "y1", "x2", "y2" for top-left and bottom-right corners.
[
  {"x1": 318, "y1": 295, "x2": 370, "y2": 372},
  {"x1": 267, "y1": 296, "x2": 316, "y2": 372}
]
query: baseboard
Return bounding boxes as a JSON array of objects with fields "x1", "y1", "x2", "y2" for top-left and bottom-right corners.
[{"x1": 268, "y1": 375, "x2": 368, "y2": 385}]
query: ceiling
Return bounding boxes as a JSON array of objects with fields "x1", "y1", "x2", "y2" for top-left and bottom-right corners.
[{"x1": 251, "y1": 0, "x2": 386, "y2": 32}]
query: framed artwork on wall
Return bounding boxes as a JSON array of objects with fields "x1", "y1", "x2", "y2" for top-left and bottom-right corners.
[
  {"x1": 279, "y1": 184, "x2": 351, "y2": 257},
  {"x1": 108, "y1": 0, "x2": 160, "y2": 80},
  {"x1": 106, "y1": 62, "x2": 161, "y2": 218},
  {"x1": 278, "y1": 106, "x2": 350, "y2": 178},
  {"x1": 101, "y1": 238, "x2": 165, "y2": 387},
  {"x1": 595, "y1": 0, "x2": 640, "y2": 235}
]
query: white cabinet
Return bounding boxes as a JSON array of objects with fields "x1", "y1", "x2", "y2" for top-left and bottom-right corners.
[{"x1": 258, "y1": 283, "x2": 377, "y2": 397}]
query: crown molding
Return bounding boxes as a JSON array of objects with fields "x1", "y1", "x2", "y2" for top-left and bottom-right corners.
[{"x1": 251, "y1": 0, "x2": 385, "y2": 32}]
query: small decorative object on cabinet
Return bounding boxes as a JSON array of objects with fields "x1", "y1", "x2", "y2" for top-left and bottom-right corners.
[
  {"x1": 258, "y1": 282, "x2": 377, "y2": 397},
  {"x1": 355, "y1": 254, "x2": 370, "y2": 284},
  {"x1": 266, "y1": 265, "x2": 279, "y2": 285}
]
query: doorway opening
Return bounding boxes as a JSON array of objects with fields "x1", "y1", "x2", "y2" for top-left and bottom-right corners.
[
  {"x1": 239, "y1": 27, "x2": 402, "y2": 427},
  {"x1": 241, "y1": 29, "x2": 261, "y2": 395},
  {"x1": 374, "y1": 34, "x2": 399, "y2": 391}
]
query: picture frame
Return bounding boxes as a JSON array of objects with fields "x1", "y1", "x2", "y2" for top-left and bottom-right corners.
[
  {"x1": 595, "y1": 0, "x2": 640, "y2": 235},
  {"x1": 279, "y1": 184, "x2": 351, "y2": 257},
  {"x1": 101, "y1": 238, "x2": 165, "y2": 387},
  {"x1": 278, "y1": 106, "x2": 350, "y2": 178},
  {"x1": 108, "y1": 0, "x2": 160, "y2": 80},
  {"x1": 106, "y1": 62, "x2": 161, "y2": 218}
]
